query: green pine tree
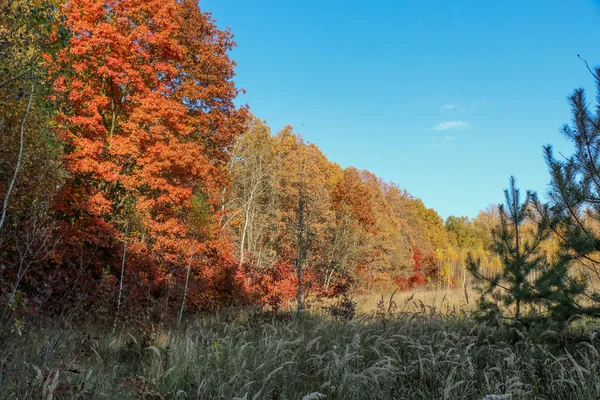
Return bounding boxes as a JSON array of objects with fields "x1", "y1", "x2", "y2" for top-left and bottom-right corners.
[
  {"x1": 534, "y1": 59, "x2": 600, "y2": 324},
  {"x1": 469, "y1": 177, "x2": 551, "y2": 324},
  {"x1": 473, "y1": 61, "x2": 600, "y2": 329}
]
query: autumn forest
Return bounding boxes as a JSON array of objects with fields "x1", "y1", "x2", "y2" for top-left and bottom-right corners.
[
  {"x1": 3, "y1": 1, "x2": 600, "y2": 399},
  {"x1": 0, "y1": 0, "x2": 501, "y2": 323}
]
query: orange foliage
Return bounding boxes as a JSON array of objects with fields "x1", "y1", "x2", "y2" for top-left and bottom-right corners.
[
  {"x1": 47, "y1": 0, "x2": 248, "y2": 316},
  {"x1": 0, "y1": 0, "x2": 494, "y2": 324}
]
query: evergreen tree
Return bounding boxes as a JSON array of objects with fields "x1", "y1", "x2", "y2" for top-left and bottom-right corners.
[
  {"x1": 469, "y1": 177, "x2": 551, "y2": 324},
  {"x1": 472, "y1": 63, "x2": 600, "y2": 328},
  {"x1": 533, "y1": 60, "x2": 600, "y2": 323}
]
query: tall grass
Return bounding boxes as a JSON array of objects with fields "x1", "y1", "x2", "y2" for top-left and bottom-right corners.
[
  {"x1": 353, "y1": 287, "x2": 474, "y2": 315},
  {"x1": 2, "y1": 308, "x2": 599, "y2": 399}
]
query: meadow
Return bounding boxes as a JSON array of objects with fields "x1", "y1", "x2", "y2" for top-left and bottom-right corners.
[
  {"x1": 353, "y1": 287, "x2": 474, "y2": 315},
  {"x1": 2, "y1": 292, "x2": 599, "y2": 400},
  {"x1": 4, "y1": 1, "x2": 600, "y2": 399}
]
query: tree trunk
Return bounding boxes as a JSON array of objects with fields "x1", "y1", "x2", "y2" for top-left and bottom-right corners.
[
  {"x1": 295, "y1": 189, "x2": 306, "y2": 319},
  {"x1": 0, "y1": 80, "x2": 34, "y2": 237},
  {"x1": 113, "y1": 236, "x2": 128, "y2": 334},
  {"x1": 178, "y1": 241, "x2": 195, "y2": 327}
]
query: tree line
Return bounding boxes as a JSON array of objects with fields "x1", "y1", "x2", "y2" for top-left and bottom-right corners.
[
  {"x1": 5, "y1": 0, "x2": 600, "y2": 331},
  {"x1": 0, "y1": 0, "x2": 498, "y2": 328}
]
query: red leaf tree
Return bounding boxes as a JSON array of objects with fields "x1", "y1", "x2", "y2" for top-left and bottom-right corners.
[{"x1": 49, "y1": 0, "x2": 248, "y2": 318}]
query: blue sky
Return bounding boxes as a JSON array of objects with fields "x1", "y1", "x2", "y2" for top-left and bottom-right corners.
[{"x1": 202, "y1": 0, "x2": 600, "y2": 220}]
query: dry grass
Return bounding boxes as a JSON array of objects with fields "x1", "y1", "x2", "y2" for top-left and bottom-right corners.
[
  {"x1": 1, "y1": 308, "x2": 599, "y2": 399},
  {"x1": 354, "y1": 287, "x2": 475, "y2": 315}
]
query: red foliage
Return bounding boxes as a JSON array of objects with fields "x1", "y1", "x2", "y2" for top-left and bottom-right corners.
[
  {"x1": 243, "y1": 260, "x2": 297, "y2": 312},
  {"x1": 43, "y1": 0, "x2": 248, "y2": 317},
  {"x1": 1, "y1": 0, "x2": 465, "y2": 324},
  {"x1": 395, "y1": 246, "x2": 427, "y2": 290}
]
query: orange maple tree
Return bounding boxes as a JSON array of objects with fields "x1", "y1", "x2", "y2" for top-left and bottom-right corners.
[{"x1": 48, "y1": 0, "x2": 248, "y2": 317}]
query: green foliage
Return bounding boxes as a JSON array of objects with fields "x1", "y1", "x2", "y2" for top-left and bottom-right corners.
[
  {"x1": 469, "y1": 177, "x2": 554, "y2": 326},
  {"x1": 471, "y1": 174, "x2": 600, "y2": 328},
  {"x1": 445, "y1": 215, "x2": 477, "y2": 249},
  {"x1": 0, "y1": 0, "x2": 67, "y2": 326},
  {"x1": 188, "y1": 192, "x2": 212, "y2": 239},
  {"x1": 529, "y1": 61, "x2": 600, "y2": 325}
]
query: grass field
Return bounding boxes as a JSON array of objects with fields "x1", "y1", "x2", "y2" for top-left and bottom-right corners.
[
  {"x1": 353, "y1": 287, "x2": 474, "y2": 315},
  {"x1": 1, "y1": 301, "x2": 600, "y2": 400}
]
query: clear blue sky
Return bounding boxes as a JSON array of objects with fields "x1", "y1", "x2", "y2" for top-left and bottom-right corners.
[{"x1": 201, "y1": 0, "x2": 600, "y2": 220}]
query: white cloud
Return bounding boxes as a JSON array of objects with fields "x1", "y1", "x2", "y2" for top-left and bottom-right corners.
[{"x1": 433, "y1": 120, "x2": 469, "y2": 131}]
